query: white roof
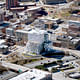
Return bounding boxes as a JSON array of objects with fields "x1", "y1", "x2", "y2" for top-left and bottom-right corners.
[
  {"x1": 40, "y1": 17, "x2": 60, "y2": 21},
  {"x1": 6, "y1": 28, "x2": 13, "y2": 30},
  {"x1": 0, "y1": 1, "x2": 5, "y2": 4},
  {"x1": 16, "y1": 30, "x2": 28, "y2": 34},
  {"x1": 18, "y1": 12, "x2": 25, "y2": 16},
  {"x1": 27, "y1": 6, "x2": 42, "y2": 11},
  {"x1": 0, "y1": 39, "x2": 5, "y2": 45},
  {"x1": 0, "y1": 45, "x2": 8, "y2": 48},
  {"x1": 9, "y1": 69, "x2": 51, "y2": 80}
]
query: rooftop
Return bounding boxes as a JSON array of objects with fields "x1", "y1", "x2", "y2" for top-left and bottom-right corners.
[
  {"x1": 0, "y1": 39, "x2": 5, "y2": 45},
  {"x1": 27, "y1": 6, "x2": 42, "y2": 11},
  {"x1": 19, "y1": 2, "x2": 36, "y2": 6},
  {"x1": 9, "y1": 69, "x2": 51, "y2": 80},
  {"x1": 16, "y1": 29, "x2": 47, "y2": 34}
]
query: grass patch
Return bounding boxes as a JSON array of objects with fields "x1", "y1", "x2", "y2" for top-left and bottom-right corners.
[
  {"x1": 51, "y1": 68, "x2": 59, "y2": 73},
  {"x1": 35, "y1": 61, "x2": 57, "y2": 71}
]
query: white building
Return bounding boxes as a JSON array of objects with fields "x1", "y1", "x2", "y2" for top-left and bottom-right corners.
[
  {"x1": 0, "y1": 39, "x2": 6, "y2": 45},
  {"x1": 9, "y1": 69, "x2": 52, "y2": 80},
  {"x1": 26, "y1": 29, "x2": 48, "y2": 54},
  {"x1": 26, "y1": 41, "x2": 43, "y2": 55},
  {"x1": 16, "y1": 28, "x2": 49, "y2": 54},
  {"x1": 16, "y1": 28, "x2": 48, "y2": 42},
  {"x1": 28, "y1": 29, "x2": 47, "y2": 43}
]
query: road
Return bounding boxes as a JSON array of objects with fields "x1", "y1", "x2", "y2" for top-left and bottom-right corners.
[
  {"x1": 1, "y1": 61, "x2": 29, "y2": 72},
  {"x1": 24, "y1": 58, "x2": 57, "y2": 68},
  {"x1": 52, "y1": 71, "x2": 77, "y2": 80},
  {"x1": 53, "y1": 46, "x2": 80, "y2": 58}
]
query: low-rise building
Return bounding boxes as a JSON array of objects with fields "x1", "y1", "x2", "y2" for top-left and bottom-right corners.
[
  {"x1": 9, "y1": 69, "x2": 52, "y2": 80},
  {"x1": 67, "y1": 20, "x2": 80, "y2": 37},
  {"x1": 0, "y1": 45, "x2": 8, "y2": 54},
  {"x1": 56, "y1": 35, "x2": 80, "y2": 49},
  {"x1": 31, "y1": 18, "x2": 58, "y2": 30},
  {"x1": 0, "y1": 71, "x2": 18, "y2": 80},
  {"x1": 0, "y1": 39, "x2": 6, "y2": 45}
]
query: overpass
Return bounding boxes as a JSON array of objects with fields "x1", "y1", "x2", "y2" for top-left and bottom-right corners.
[
  {"x1": 53, "y1": 47, "x2": 80, "y2": 58},
  {"x1": 1, "y1": 61, "x2": 29, "y2": 72}
]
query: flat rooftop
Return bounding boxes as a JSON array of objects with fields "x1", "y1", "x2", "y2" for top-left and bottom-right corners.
[
  {"x1": 0, "y1": 39, "x2": 5, "y2": 45},
  {"x1": 16, "y1": 29, "x2": 47, "y2": 34},
  {"x1": 19, "y1": 2, "x2": 36, "y2": 6},
  {"x1": 9, "y1": 69, "x2": 51, "y2": 80},
  {"x1": 27, "y1": 6, "x2": 42, "y2": 11}
]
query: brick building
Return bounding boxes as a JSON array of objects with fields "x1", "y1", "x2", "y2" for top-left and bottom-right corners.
[{"x1": 6, "y1": 0, "x2": 18, "y2": 9}]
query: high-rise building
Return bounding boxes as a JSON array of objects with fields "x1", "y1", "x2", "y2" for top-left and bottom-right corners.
[{"x1": 6, "y1": 0, "x2": 18, "y2": 9}]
